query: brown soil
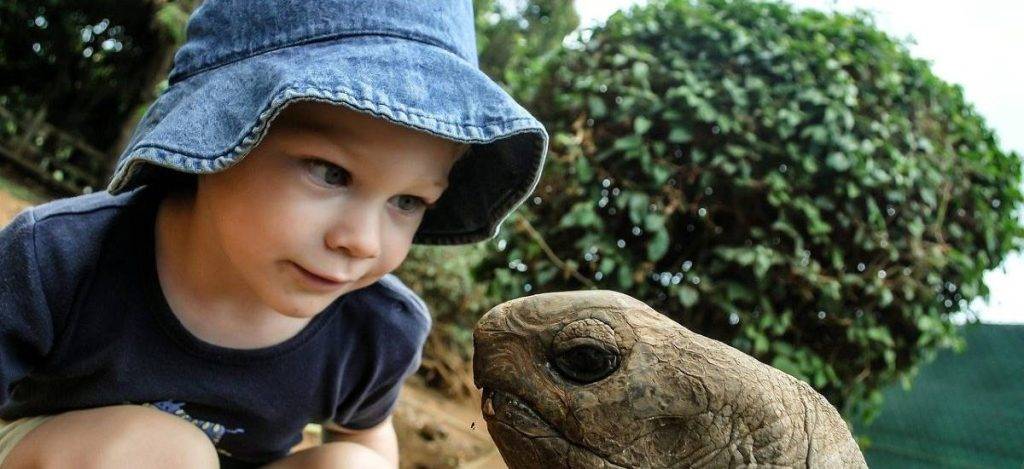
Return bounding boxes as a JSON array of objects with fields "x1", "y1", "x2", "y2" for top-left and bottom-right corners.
[
  {"x1": 392, "y1": 378, "x2": 505, "y2": 468},
  {"x1": 0, "y1": 186, "x2": 505, "y2": 469},
  {"x1": 0, "y1": 188, "x2": 31, "y2": 223},
  {"x1": 292, "y1": 378, "x2": 504, "y2": 468}
]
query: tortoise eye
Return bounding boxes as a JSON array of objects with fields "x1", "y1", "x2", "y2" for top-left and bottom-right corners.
[{"x1": 552, "y1": 344, "x2": 619, "y2": 384}]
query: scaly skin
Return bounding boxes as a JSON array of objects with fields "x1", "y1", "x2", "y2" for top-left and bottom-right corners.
[{"x1": 473, "y1": 290, "x2": 867, "y2": 468}]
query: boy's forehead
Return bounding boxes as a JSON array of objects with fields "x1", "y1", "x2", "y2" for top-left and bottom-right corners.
[
  {"x1": 273, "y1": 102, "x2": 466, "y2": 158},
  {"x1": 273, "y1": 102, "x2": 366, "y2": 135}
]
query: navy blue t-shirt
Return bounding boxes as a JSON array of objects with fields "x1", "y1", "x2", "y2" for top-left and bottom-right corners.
[{"x1": 0, "y1": 186, "x2": 431, "y2": 465}]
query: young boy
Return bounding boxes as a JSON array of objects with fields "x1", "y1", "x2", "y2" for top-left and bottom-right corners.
[{"x1": 0, "y1": 1, "x2": 547, "y2": 468}]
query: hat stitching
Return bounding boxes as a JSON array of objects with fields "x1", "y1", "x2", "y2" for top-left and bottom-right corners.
[
  {"x1": 120, "y1": 83, "x2": 542, "y2": 166},
  {"x1": 171, "y1": 29, "x2": 467, "y2": 84},
  {"x1": 112, "y1": 83, "x2": 546, "y2": 192}
]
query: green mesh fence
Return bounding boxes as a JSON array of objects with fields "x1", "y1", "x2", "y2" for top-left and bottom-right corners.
[{"x1": 854, "y1": 323, "x2": 1024, "y2": 468}]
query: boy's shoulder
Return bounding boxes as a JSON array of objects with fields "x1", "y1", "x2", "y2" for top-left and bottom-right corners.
[
  {"x1": 29, "y1": 188, "x2": 143, "y2": 225},
  {"x1": 339, "y1": 274, "x2": 432, "y2": 347},
  {"x1": 2, "y1": 188, "x2": 156, "y2": 331},
  {"x1": 365, "y1": 274, "x2": 430, "y2": 320},
  {"x1": 348, "y1": 274, "x2": 431, "y2": 326},
  {"x1": 25, "y1": 188, "x2": 152, "y2": 267}
]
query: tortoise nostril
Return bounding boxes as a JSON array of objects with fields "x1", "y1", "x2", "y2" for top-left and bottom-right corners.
[{"x1": 551, "y1": 344, "x2": 620, "y2": 384}]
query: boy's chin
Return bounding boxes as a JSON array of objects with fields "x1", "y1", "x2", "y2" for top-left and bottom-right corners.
[
  {"x1": 272, "y1": 274, "x2": 386, "y2": 318},
  {"x1": 275, "y1": 304, "x2": 332, "y2": 320},
  {"x1": 276, "y1": 287, "x2": 360, "y2": 318}
]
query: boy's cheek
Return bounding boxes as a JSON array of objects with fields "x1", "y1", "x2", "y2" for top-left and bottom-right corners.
[{"x1": 387, "y1": 233, "x2": 416, "y2": 269}]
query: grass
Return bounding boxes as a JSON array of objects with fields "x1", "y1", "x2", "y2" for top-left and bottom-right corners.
[{"x1": 0, "y1": 172, "x2": 44, "y2": 204}]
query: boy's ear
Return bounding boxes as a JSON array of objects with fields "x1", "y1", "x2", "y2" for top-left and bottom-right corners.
[
  {"x1": 150, "y1": 170, "x2": 198, "y2": 194},
  {"x1": 453, "y1": 143, "x2": 471, "y2": 162}
]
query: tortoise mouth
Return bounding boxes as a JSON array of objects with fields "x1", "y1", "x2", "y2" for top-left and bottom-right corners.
[
  {"x1": 481, "y1": 387, "x2": 559, "y2": 439},
  {"x1": 480, "y1": 387, "x2": 621, "y2": 468}
]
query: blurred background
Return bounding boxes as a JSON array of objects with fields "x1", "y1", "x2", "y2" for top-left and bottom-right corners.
[{"x1": 0, "y1": 0, "x2": 1020, "y2": 467}]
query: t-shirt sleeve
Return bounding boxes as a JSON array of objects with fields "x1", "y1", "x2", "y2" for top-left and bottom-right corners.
[
  {"x1": 338, "y1": 346, "x2": 423, "y2": 430},
  {"x1": 0, "y1": 209, "x2": 56, "y2": 406},
  {"x1": 330, "y1": 275, "x2": 431, "y2": 431}
]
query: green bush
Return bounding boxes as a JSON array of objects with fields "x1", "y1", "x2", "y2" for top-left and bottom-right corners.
[
  {"x1": 395, "y1": 245, "x2": 494, "y2": 398},
  {"x1": 396, "y1": 244, "x2": 492, "y2": 347},
  {"x1": 392, "y1": 0, "x2": 581, "y2": 397},
  {"x1": 477, "y1": 0, "x2": 1024, "y2": 421}
]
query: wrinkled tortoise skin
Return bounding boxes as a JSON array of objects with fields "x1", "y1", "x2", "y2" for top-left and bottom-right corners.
[{"x1": 474, "y1": 290, "x2": 867, "y2": 468}]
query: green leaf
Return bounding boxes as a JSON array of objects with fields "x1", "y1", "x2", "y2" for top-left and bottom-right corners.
[
  {"x1": 627, "y1": 192, "x2": 649, "y2": 224},
  {"x1": 753, "y1": 333, "x2": 770, "y2": 354},
  {"x1": 575, "y1": 157, "x2": 594, "y2": 182},
  {"x1": 644, "y1": 213, "x2": 665, "y2": 231},
  {"x1": 826, "y1": 152, "x2": 850, "y2": 171},
  {"x1": 617, "y1": 265, "x2": 635, "y2": 289},
  {"x1": 558, "y1": 203, "x2": 600, "y2": 229},
  {"x1": 866, "y1": 327, "x2": 895, "y2": 346},
  {"x1": 753, "y1": 248, "x2": 776, "y2": 279},
  {"x1": 879, "y1": 287, "x2": 894, "y2": 307},
  {"x1": 668, "y1": 127, "x2": 693, "y2": 143},
  {"x1": 536, "y1": 267, "x2": 558, "y2": 285},
  {"x1": 614, "y1": 135, "x2": 643, "y2": 152},
  {"x1": 676, "y1": 285, "x2": 699, "y2": 307},
  {"x1": 632, "y1": 61, "x2": 650, "y2": 80},
  {"x1": 155, "y1": 4, "x2": 191, "y2": 44},
  {"x1": 588, "y1": 95, "x2": 607, "y2": 118},
  {"x1": 647, "y1": 229, "x2": 670, "y2": 261},
  {"x1": 736, "y1": 249, "x2": 756, "y2": 266},
  {"x1": 771, "y1": 356, "x2": 802, "y2": 378},
  {"x1": 634, "y1": 116, "x2": 652, "y2": 135}
]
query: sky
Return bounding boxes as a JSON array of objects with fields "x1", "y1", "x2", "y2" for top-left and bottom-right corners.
[{"x1": 574, "y1": 0, "x2": 1024, "y2": 323}]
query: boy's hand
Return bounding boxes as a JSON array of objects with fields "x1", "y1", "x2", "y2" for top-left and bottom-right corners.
[
  {"x1": 265, "y1": 418, "x2": 398, "y2": 468},
  {"x1": 322, "y1": 417, "x2": 399, "y2": 466}
]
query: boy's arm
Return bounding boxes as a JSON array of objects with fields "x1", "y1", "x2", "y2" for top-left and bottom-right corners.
[
  {"x1": 0, "y1": 209, "x2": 57, "y2": 406},
  {"x1": 321, "y1": 417, "x2": 399, "y2": 467},
  {"x1": 310, "y1": 274, "x2": 428, "y2": 467}
]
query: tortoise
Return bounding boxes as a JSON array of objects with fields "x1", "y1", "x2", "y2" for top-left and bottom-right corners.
[{"x1": 473, "y1": 290, "x2": 867, "y2": 468}]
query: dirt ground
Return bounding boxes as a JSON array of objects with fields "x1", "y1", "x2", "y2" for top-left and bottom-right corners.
[
  {"x1": 389, "y1": 379, "x2": 505, "y2": 468},
  {"x1": 0, "y1": 187, "x2": 31, "y2": 222},
  {"x1": 0, "y1": 183, "x2": 505, "y2": 469},
  {"x1": 293, "y1": 378, "x2": 504, "y2": 468}
]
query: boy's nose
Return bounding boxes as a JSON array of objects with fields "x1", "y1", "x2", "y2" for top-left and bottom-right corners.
[{"x1": 324, "y1": 207, "x2": 381, "y2": 259}]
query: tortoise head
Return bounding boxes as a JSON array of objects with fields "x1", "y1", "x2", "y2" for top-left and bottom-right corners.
[
  {"x1": 472, "y1": 290, "x2": 866, "y2": 468},
  {"x1": 473, "y1": 290, "x2": 699, "y2": 467}
]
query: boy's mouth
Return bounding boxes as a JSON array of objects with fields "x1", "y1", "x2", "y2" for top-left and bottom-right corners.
[{"x1": 288, "y1": 261, "x2": 351, "y2": 289}]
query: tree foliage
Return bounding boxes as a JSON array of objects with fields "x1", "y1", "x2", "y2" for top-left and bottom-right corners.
[
  {"x1": 0, "y1": 1, "x2": 159, "y2": 156},
  {"x1": 0, "y1": 0, "x2": 198, "y2": 186},
  {"x1": 476, "y1": 0, "x2": 1024, "y2": 420},
  {"x1": 396, "y1": 0, "x2": 580, "y2": 354},
  {"x1": 473, "y1": 0, "x2": 580, "y2": 96}
]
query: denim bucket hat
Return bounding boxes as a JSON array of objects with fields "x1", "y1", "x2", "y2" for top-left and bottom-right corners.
[{"x1": 107, "y1": 0, "x2": 548, "y2": 245}]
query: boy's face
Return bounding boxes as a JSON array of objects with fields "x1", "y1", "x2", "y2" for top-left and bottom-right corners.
[{"x1": 195, "y1": 101, "x2": 463, "y2": 318}]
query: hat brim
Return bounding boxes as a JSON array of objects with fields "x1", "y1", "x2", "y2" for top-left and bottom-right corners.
[{"x1": 109, "y1": 35, "x2": 547, "y2": 245}]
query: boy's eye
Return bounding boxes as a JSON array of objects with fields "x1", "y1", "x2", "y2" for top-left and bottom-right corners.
[
  {"x1": 391, "y1": 195, "x2": 428, "y2": 213},
  {"x1": 307, "y1": 160, "x2": 350, "y2": 187}
]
